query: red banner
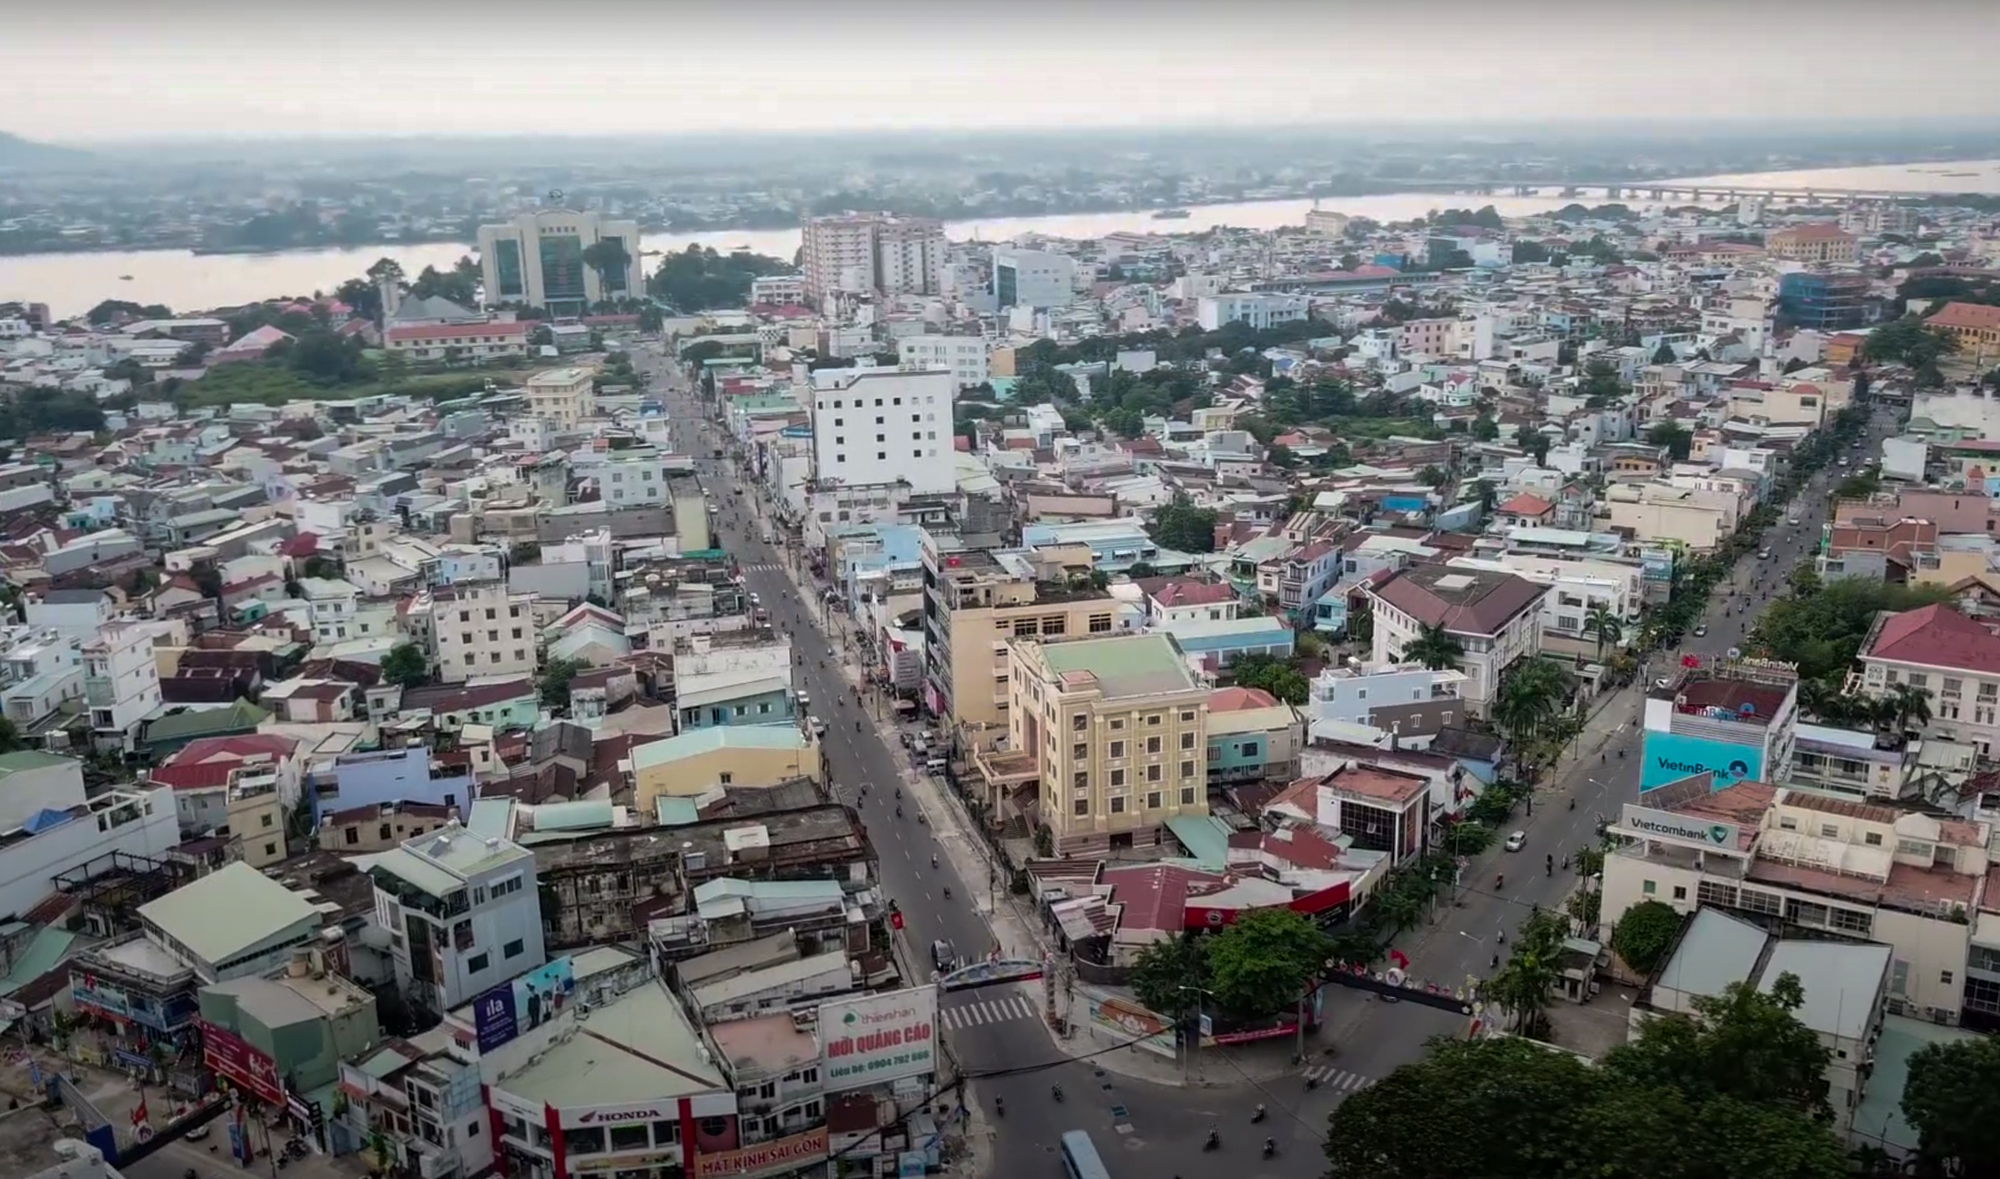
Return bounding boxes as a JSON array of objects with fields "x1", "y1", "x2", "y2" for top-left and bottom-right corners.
[{"x1": 200, "y1": 1018, "x2": 283, "y2": 1106}]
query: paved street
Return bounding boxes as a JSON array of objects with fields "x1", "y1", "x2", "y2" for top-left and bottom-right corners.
[
  {"x1": 644, "y1": 348, "x2": 1324, "y2": 1178},
  {"x1": 1317, "y1": 405, "x2": 1900, "y2": 1090}
]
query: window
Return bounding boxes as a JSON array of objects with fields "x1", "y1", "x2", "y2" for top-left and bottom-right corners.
[
  {"x1": 1864, "y1": 831, "x2": 1883, "y2": 846},
  {"x1": 1641, "y1": 880, "x2": 1656, "y2": 895},
  {"x1": 1180, "y1": 787, "x2": 1196, "y2": 804},
  {"x1": 1109, "y1": 769, "x2": 1125, "y2": 786},
  {"x1": 1073, "y1": 798, "x2": 1089, "y2": 816},
  {"x1": 720, "y1": 772, "x2": 734, "y2": 785},
  {"x1": 1072, "y1": 713, "x2": 1088, "y2": 731},
  {"x1": 263, "y1": 842, "x2": 277, "y2": 857},
  {"x1": 1147, "y1": 764, "x2": 1161, "y2": 782},
  {"x1": 505, "y1": 939, "x2": 525, "y2": 958},
  {"x1": 1109, "y1": 796, "x2": 1126, "y2": 813},
  {"x1": 467, "y1": 952, "x2": 490, "y2": 973},
  {"x1": 1072, "y1": 743, "x2": 1087, "y2": 760},
  {"x1": 1073, "y1": 771, "x2": 1088, "y2": 790},
  {"x1": 1147, "y1": 792, "x2": 1162, "y2": 809},
  {"x1": 1146, "y1": 736, "x2": 1161, "y2": 754},
  {"x1": 1672, "y1": 885, "x2": 1687, "y2": 900},
  {"x1": 1180, "y1": 760, "x2": 1195, "y2": 777},
  {"x1": 1109, "y1": 741, "x2": 1125, "y2": 758},
  {"x1": 1181, "y1": 732, "x2": 1195, "y2": 749},
  {"x1": 1088, "y1": 613, "x2": 1112, "y2": 633},
  {"x1": 260, "y1": 812, "x2": 273, "y2": 827},
  {"x1": 380, "y1": 823, "x2": 393, "y2": 839},
  {"x1": 344, "y1": 827, "x2": 359, "y2": 845}
]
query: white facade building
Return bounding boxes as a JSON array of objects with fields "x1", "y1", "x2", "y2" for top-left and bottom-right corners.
[
  {"x1": 477, "y1": 210, "x2": 643, "y2": 314},
  {"x1": 425, "y1": 581, "x2": 539, "y2": 684},
  {"x1": 0, "y1": 782, "x2": 178, "y2": 928},
  {"x1": 1197, "y1": 293, "x2": 1312, "y2": 332},
  {"x1": 809, "y1": 368, "x2": 956, "y2": 496},
  {"x1": 801, "y1": 213, "x2": 944, "y2": 307},
  {"x1": 749, "y1": 274, "x2": 808, "y2": 307},
  {"x1": 369, "y1": 823, "x2": 548, "y2": 1015},
  {"x1": 83, "y1": 620, "x2": 167, "y2": 751},
  {"x1": 524, "y1": 367, "x2": 597, "y2": 430},
  {"x1": 897, "y1": 335, "x2": 990, "y2": 389},
  {"x1": 992, "y1": 247, "x2": 1077, "y2": 309},
  {"x1": 1445, "y1": 554, "x2": 1641, "y2": 647}
]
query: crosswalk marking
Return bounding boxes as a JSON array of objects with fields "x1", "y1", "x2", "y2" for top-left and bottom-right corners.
[
  {"x1": 738, "y1": 562, "x2": 784, "y2": 572},
  {"x1": 1302, "y1": 1064, "x2": 1375, "y2": 1092},
  {"x1": 939, "y1": 992, "x2": 1038, "y2": 1031}
]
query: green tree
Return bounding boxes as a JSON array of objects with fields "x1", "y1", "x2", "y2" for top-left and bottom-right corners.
[
  {"x1": 1401, "y1": 622, "x2": 1464, "y2": 671},
  {"x1": 1146, "y1": 495, "x2": 1219, "y2": 554},
  {"x1": 1578, "y1": 357, "x2": 1626, "y2": 406},
  {"x1": 646, "y1": 245, "x2": 792, "y2": 311},
  {"x1": 1416, "y1": 463, "x2": 1447, "y2": 487},
  {"x1": 1123, "y1": 561, "x2": 1158, "y2": 580},
  {"x1": 1470, "y1": 413, "x2": 1499, "y2": 442},
  {"x1": 1514, "y1": 424, "x2": 1551, "y2": 464},
  {"x1": 1492, "y1": 657, "x2": 1575, "y2": 747},
  {"x1": 581, "y1": 238, "x2": 634, "y2": 298},
  {"x1": 1606, "y1": 972, "x2": 1832, "y2": 1122},
  {"x1": 1484, "y1": 909, "x2": 1569, "y2": 1036},
  {"x1": 1610, "y1": 898, "x2": 1683, "y2": 976},
  {"x1": 1881, "y1": 681, "x2": 1933, "y2": 735},
  {"x1": 0, "y1": 717, "x2": 24, "y2": 754},
  {"x1": 1127, "y1": 935, "x2": 1208, "y2": 1019},
  {"x1": 1229, "y1": 654, "x2": 1310, "y2": 705},
  {"x1": 539, "y1": 656, "x2": 585, "y2": 710},
  {"x1": 1652, "y1": 340, "x2": 1678, "y2": 364},
  {"x1": 379, "y1": 642, "x2": 430, "y2": 690},
  {"x1": 1202, "y1": 907, "x2": 1332, "y2": 1020},
  {"x1": 1901, "y1": 1033, "x2": 2000, "y2": 1177},
  {"x1": 1750, "y1": 577, "x2": 1953, "y2": 681},
  {"x1": 1584, "y1": 604, "x2": 1623, "y2": 659},
  {"x1": 637, "y1": 304, "x2": 665, "y2": 334},
  {"x1": 1648, "y1": 420, "x2": 1694, "y2": 462}
]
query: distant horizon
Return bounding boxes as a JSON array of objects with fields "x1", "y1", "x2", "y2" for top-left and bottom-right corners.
[{"x1": 15, "y1": 116, "x2": 2000, "y2": 150}]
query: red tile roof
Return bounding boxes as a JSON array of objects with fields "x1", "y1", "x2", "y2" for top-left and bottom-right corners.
[
  {"x1": 278, "y1": 532, "x2": 320, "y2": 557},
  {"x1": 1498, "y1": 492, "x2": 1554, "y2": 517},
  {"x1": 1151, "y1": 581, "x2": 1236, "y2": 608},
  {"x1": 1928, "y1": 302, "x2": 2000, "y2": 332},
  {"x1": 1866, "y1": 603, "x2": 2000, "y2": 675},
  {"x1": 148, "y1": 733, "x2": 300, "y2": 789},
  {"x1": 1209, "y1": 686, "x2": 1280, "y2": 712}
]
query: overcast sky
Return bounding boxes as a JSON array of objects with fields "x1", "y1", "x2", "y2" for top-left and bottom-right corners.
[{"x1": 9, "y1": 0, "x2": 1999, "y2": 143}]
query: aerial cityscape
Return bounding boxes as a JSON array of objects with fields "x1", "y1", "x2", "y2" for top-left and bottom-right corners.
[{"x1": 6, "y1": 6, "x2": 2000, "y2": 1179}]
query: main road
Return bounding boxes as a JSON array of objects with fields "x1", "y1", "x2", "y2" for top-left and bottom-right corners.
[
  {"x1": 1318, "y1": 403, "x2": 1900, "y2": 1089},
  {"x1": 638, "y1": 349, "x2": 1309, "y2": 1179}
]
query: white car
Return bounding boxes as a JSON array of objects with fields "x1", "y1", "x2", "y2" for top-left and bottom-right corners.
[
  {"x1": 1504, "y1": 831, "x2": 1527, "y2": 852},
  {"x1": 796, "y1": 692, "x2": 811, "y2": 710},
  {"x1": 810, "y1": 717, "x2": 828, "y2": 737},
  {"x1": 1787, "y1": 516, "x2": 1800, "y2": 525}
]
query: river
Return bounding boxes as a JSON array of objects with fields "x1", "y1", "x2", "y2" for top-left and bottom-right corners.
[{"x1": 7, "y1": 159, "x2": 2000, "y2": 318}]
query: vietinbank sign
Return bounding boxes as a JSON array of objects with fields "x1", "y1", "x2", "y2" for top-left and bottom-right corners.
[{"x1": 1639, "y1": 731, "x2": 1761, "y2": 792}]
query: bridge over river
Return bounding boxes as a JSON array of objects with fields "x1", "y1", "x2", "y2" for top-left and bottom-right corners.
[{"x1": 1367, "y1": 179, "x2": 1958, "y2": 204}]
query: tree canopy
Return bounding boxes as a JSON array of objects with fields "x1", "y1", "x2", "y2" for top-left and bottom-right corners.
[
  {"x1": 1901, "y1": 1033, "x2": 2000, "y2": 1176},
  {"x1": 0, "y1": 386, "x2": 107, "y2": 437},
  {"x1": 379, "y1": 642, "x2": 430, "y2": 690},
  {"x1": 1147, "y1": 495, "x2": 1219, "y2": 554},
  {"x1": 1325, "y1": 976, "x2": 1844, "y2": 1179},
  {"x1": 1610, "y1": 899, "x2": 1684, "y2": 977},
  {"x1": 1750, "y1": 576, "x2": 1952, "y2": 682},
  {"x1": 1127, "y1": 907, "x2": 1332, "y2": 1024},
  {"x1": 1229, "y1": 653, "x2": 1309, "y2": 705},
  {"x1": 1863, "y1": 314, "x2": 1959, "y2": 367},
  {"x1": 646, "y1": 245, "x2": 793, "y2": 312}
]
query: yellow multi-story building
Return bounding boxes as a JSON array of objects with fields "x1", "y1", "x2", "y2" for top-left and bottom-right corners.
[
  {"x1": 1764, "y1": 223, "x2": 1858, "y2": 265},
  {"x1": 1000, "y1": 631, "x2": 1209, "y2": 856},
  {"x1": 524, "y1": 366, "x2": 597, "y2": 429},
  {"x1": 920, "y1": 533, "x2": 1138, "y2": 740}
]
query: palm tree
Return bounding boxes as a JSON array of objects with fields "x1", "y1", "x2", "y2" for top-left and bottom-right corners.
[
  {"x1": 1796, "y1": 678, "x2": 1838, "y2": 723},
  {"x1": 1583, "y1": 605, "x2": 1623, "y2": 660},
  {"x1": 1402, "y1": 622, "x2": 1464, "y2": 671},
  {"x1": 1882, "y1": 682, "x2": 1933, "y2": 736},
  {"x1": 1484, "y1": 911, "x2": 1568, "y2": 1036},
  {"x1": 1492, "y1": 657, "x2": 1575, "y2": 774}
]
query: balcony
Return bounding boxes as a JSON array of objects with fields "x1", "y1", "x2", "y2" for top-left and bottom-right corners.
[{"x1": 84, "y1": 677, "x2": 115, "y2": 707}]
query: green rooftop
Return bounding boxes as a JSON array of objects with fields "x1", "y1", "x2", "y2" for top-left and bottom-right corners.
[
  {"x1": 143, "y1": 700, "x2": 269, "y2": 749},
  {"x1": 0, "y1": 750, "x2": 76, "y2": 776},
  {"x1": 1039, "y1": 632, "x2": 1198, "y2": 699},
  {"x1": 630, "y1": 725, "x2": 812, "y2": 771}
]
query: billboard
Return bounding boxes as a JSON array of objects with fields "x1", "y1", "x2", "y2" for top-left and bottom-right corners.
[
  {"x1": 1622, "y1": 803, "x2": 1741, "y2": 850},
  {"x1": 1083, "y1": 996, "x2": 1175, "y2": 1059},
  {"x1": 818, "y1": 986, "x2": 937, "y2": 1093},
  {"x1": 1640, "y1": 731, "x2": 1761, "y2": 792},
  {"x1": 200, "y1": 1019, "x2": 283, "y2": 1106},
  {"x1": 473, "y1": 956, "x2": 576, "y2": 1053}
]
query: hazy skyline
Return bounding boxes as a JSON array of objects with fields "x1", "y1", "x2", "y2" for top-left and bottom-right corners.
[{"x1": 9, "y1": 0, "x2": 2000, "y2": 143}]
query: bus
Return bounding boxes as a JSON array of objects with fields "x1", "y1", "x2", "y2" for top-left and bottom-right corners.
[{"x1": 1059, "y1": 1130, "x2": 1112, "y2": 1179}]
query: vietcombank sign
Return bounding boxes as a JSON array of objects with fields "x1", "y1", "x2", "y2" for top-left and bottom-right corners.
[{"x1": 1639, "y1": 731, "x2": 1761, "y2": 792}]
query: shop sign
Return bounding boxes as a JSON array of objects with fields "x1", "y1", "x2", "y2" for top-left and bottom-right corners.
[
  {"x1": 199, "y1": 1019, "x2": 283, "y2": 1106},
  {"x1": 560, "y1": 1102, "x2": 672, "y2": 1129},
  {"x1": 570, "y1": 1151, "x2": 682, "y2": 1174},
  {"x1": 695, "y1": 1129, "x2": 829, "y2": 1178},
  {"x1": 818, "y1": 987, "x2": 937, "y2": 1094}
]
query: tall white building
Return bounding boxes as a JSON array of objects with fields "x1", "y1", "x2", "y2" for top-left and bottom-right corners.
[
  {"x1": 897, "y1": 335, "x2": 990, "y2": 389},
  {"x1": 801, "y1": 213, "x2": 945, "y2": 308},
  {"x1": 422, "y1": 581, "x2": 539, "y2": 684},
  {"x1": 809, "y1": 368, "x2": 956, "y2": 495},
  {"x1": 1197, "y1": 293, "x2": 1312, "y2": 332},
  {"x1": 477, "y1": 210, "x2": 645, "y2": 316},
  {"x1": 992, "y1": 247, "x2": 1077, "y2": 309},
  {"x1": 368, "y1": 823, "x2": 547, "y2": 1016},
  {"x1": 83, "y1": 620, "x2": 167, "y2": 752}
]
